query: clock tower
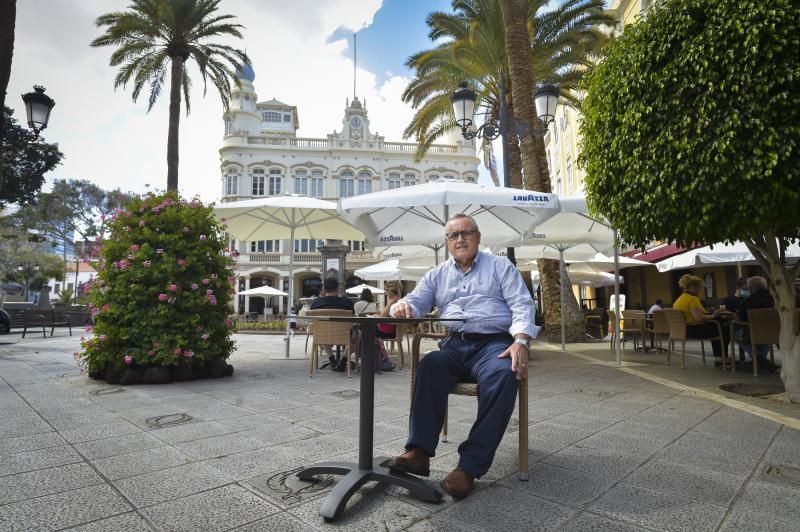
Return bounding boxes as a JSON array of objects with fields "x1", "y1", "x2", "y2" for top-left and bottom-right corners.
[{"x1": 343, "y1": 96, "x2": 369, "y2": 140}]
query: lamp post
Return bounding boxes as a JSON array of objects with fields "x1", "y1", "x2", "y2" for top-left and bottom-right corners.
[
  {"x1": 451, "y1": 76, "x2": 559, "y2": 264},
  {"x1": 17, "y1": 262, "x2": 39, "y2": 302},
  {"x1": 21, "y1": 85, "x2": 56, "y2": 137}
]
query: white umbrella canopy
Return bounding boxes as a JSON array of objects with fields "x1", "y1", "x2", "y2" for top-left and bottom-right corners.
[
  {"x1": 566, "y1": 252, "x2": 653, "y2": 272},
  {"x1": 339, "y1": 181, "x2": 560, "y2": 248},
  {"x1": 345, "y1": 284, "x2": 386, "y2": 295},
  {"x1": 532, "y1": 269, "x2": 623, "y2": 288},
  {"x1": 655, "y1": 240, "x2": 800, "y2": 272},
  {"x1": 238, "y1": 285, "x2": 288, "y2": 297},
  {"x1": 214, "y1": 194, "x2": 364, "y2": 357},
  {"x1": 354, "y1": 260, "x2": 428, "y2": 282}
]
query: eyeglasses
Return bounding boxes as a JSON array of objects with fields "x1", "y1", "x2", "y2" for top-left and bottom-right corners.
[{"x1": 445, "y1": 229, "x2": 478, "y2": 241}]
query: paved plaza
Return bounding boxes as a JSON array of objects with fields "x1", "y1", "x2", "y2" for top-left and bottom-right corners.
[{"x1": 1, "y1": 332, "x2": 799, "y2": 531}]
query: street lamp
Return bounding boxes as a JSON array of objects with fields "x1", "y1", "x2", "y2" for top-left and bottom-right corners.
[
  {"x1": 451, "y1": 77, "x2": 560, "y2": 264},
  {"x1": 21, "y1": 86, "x2": 56, "y2": 136},
  {"x1": 17, "y1": 262, "x2": 40, "y2": 302}
]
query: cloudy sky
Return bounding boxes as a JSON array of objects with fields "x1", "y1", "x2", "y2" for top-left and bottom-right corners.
[{"x1": 8, "y1": 0, "x2": 493, "y2": 203}]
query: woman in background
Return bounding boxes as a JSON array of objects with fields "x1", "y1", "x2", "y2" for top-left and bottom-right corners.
[
  {"x1": 673, "y1": 274, "x2": 729, "y2": 366},
  {"x1": 354, "y1": 288, "x2": 378, "y2": 315}
]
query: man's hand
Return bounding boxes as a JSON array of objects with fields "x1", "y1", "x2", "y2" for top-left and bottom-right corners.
[
  {"x1": 498, "y1": 342, "x2": 528, "y2": 380},
  {"x1": 390, "y1": 300, "x2": 414, "y2": 318}
]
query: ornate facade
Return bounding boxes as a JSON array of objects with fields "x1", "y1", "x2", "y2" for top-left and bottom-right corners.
[{"x1": 219, "y1": 65, "x2": 481, "y2": 314}]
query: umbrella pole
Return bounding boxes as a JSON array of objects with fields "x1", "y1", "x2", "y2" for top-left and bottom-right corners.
[
  {"x1": 285, "y1": 225, "x2": 295, "y2": 358},
  {"x1": 444, "y1": 206, "x2": 449, "y2": 261},
  {"x1": 613, "y1": 230, "x2": 622, "y2": 368},
  {"x1": 560, "y1": 249, "x2": 566, "y2": 352}
]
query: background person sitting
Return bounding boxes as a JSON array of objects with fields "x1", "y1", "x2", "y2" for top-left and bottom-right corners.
[
  {"x1": 354, "y1": 288, "x2": 378, "y2": 315},
  {"x1": 376, "y1": 288, "x2": 401, "y2": 339},
  {"x1": 648, "y1": 299, "x2": 664, "y2": 314},
  {"x1": 722, "y1": 277, "x2": 748, "y2": 314},
  {"x1": 310, "y1": 277, "x2": 355, "y2": 371},
  {"x1": 736, "y1": 276, "x2": 779, "y2": 372},
  {"x1": 673, "y1": 274, "x2": 730, "y2": 367}
]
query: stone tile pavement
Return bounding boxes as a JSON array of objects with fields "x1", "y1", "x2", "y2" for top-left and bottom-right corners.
[{"x1": 0, "y1": 332, "x2": 799, "y2": 531}]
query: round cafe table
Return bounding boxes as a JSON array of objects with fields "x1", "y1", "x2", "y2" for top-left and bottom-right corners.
[{"x1": 296, "y1": 315, "x2": 461, "y2": 522}]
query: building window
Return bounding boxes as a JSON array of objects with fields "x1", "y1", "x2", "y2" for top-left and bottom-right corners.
[
  {"x1": 555, "y1": 170, "x2": 562, "y2": 194},
  {"x1": 249, "y1": 240, "x2": 280, "y2": 253},
  {"x1": 224, "y1": 119, "x2": 233, "y2": 135},
  {"x1": 349, "y1": 240, "x2": 366, "y2": 251},
  {"x1": 283, "y1": 114, "x2": 292, "y2": 122},
  {"x1": 428, "y1": 174, "x2": 440, "y2": 182},
  {"x1": 553, "y1": 122, "x2": 558, "y2": 143},
  {"x1": 252, "y1": 168, "x2": 265, "y2": 196},
  {"x1": 340, "y1": 170, "x2": 355, "y2": 197},
  {"x1": 388, "y1": 172, "x2": 401, "y2": 189},
  {"x1": 311, "y1": 170, "x2": 324, "y2": 197},
  {"x1": 403, "y1": 173, "x2": 416, "y2": 187},
  {"x1": 294, "y1": 169, "x2": 308, "y2": 195},
  {"x1": 54, "y1": 283, "x2": 60, "y2": 294},
  {"x1": 294, "y1": 239, "x2": 324, "y2": 253},
  {"x1": 357, "y1": 171, "x2": 372, "y2": 195},
  {"x1": 566, "y1": 157, "x2": 573, "y2": 193},
  {"x1": 268, "y1": 169, "x2": 282, "y2": 195},
  {"x1": 262, "y1": 111, "x2": 281, "y2": 122},
  {"x1": 225, "y1": 169, "x2": 239, "y2": 196}
]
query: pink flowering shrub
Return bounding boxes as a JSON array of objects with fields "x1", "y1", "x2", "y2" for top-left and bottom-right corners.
[{"x1": 78, "y1": 192, "x2": 235, "y2": 377}]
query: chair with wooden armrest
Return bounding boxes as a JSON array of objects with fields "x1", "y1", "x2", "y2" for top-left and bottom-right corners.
[
  {"x1": 733, "y1": 308, "x2": 780, "y2": 377},
  {"x1": 650, "y1": 310, "x2": 670, "y2": 351},
  {"x1": 409, "y1": 332, "x2": 529, "y2": 481},
  {"x1": 607, "y1": 309, "x2": 642, "y2": 353},
  {"x1": 306, "y1": 309, "x2": 355, "y2": 378}
]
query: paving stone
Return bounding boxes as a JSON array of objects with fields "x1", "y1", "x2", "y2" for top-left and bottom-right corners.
[
  {"x1": 142, "y1": 484, "x2": 279, "y2": 532},
  {"x1": 239, "y1": 423, "x2": 320, "y2": 446},
  {"x1": 0, "y1": 416, "x2": 53, "y2": 438},
  {"x1": 231, "y1": 511, "x2": 321, "y2": 531},
  {"x1": 404, "y1": 514, "x2": 483, "y2": 532},
  {"x1": 0, "y1": 462, "x2": 104, "y2": 504},
  {"x1": 625, "y1": 459, "x2": 746, "y2": 506},
  {"x1": 298, "y1": 413, "x2": 359, "y2": 434},
  {"x1": 655, "y1": 431, "x2": 763, "y2": 476},
  {"x1": 0, "y1": 431, "x2": 65, "y2": 455},
  {"x1": 0, "y1": 484, "x2": 131, "y2": 531},
  {"x1": 0, "y1": 444, "x2": 83, "y2": 477},
  {"x1": 560, "y1": 512, "x2": 655, "y2": 531},
  {"x1": 65, "y1": 511, "x2": 153, "y2": 531},
  {"x1": 113, "y1": 461, "x2": 233, "y2": 508},
  {"x1": 272, "y1": 433, "x2": 359, "y2": 461},
  {"x1": 206, "y1": 446, "x2": 304, "y2": 481},
  {"x1": 289, "y1": 485, "x2": 429, "y2": 531},
  {"x1": 763, "y1": 426, "x2": 800, "y2": 470},
  {"x1": 436, "y1": 485, "x2": 574, "y2": 531},
  {"x1": 543, "y1": 445, "x2": 645, "y2": 481},
  {"x1": 719, "y1": 508, "x2": 797, "y2": 531},
  {"x1": 75, "y1": 431, "x2": 164, "y2": 460},
  {"x1": 59, "y1": 420, "x2": 143, "y2": 443},
  {"x1": 46, "y1": 411, "x2": 123, "y2": 430},
  {"x1": 173, "y1": 432, "x2": 265, "y2": 459},
  {"x1": 91, "y1": 446, "x2": 192, "y2": 480},
  {"x1": 147, "y1": 420, "x2": 234, "y2": 444},
  {"x1": 732, "y1": 480, "x2": 800, "y2": 524},
  {"x1": 498, "y1": 462, "x2": 617, "y2": 507},
  {"x1": 589, "y1": 482, "x2": 727, "y2": 532}
]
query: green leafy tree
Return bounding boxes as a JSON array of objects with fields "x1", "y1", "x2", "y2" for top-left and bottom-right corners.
[
  {"x1": 579, "y1": 0, "x2": 800, "y2": 399},
  {"x1": 91, "y1": 0, "x2": 249, "y2": 192},
  {"x1": 0, "y1": 107, "x2": 64, "y2": 207},
  {"x1": 0, "y1": 1, "x2": 15, "y2": 116},
  {"x1": 78, "y1": 193, "x2": 235, "y2": 381}
]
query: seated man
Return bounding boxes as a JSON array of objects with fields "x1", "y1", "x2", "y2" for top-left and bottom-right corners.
[
  {"x1": 723, "y1": 277, "x2": 748, "y2": 314},
  {"x1": 736, "y1": 276, "x2": 778, "y2": 372},
  {"x1": 310, "y1": 277, "x2": 355, "y2": 371},
  {"x1": 387, "y1": 214, "x2": 535, "y2": 498}
]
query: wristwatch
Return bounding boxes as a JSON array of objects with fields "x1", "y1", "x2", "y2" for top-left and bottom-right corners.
[{"x1": 514, "y1": 338, "x2": 530, "y2": 349}]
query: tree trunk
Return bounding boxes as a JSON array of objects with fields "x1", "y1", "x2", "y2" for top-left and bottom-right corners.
[
  {"x1": 166, "y1": 57, "x2": 183, "y2": 192},
  {"x1": 501, "y1": 0, "x2": 584, "y2": 341},
  {"x1": 506, "y1": 101, "x2": 522, "y2": 189},
  {"x1": 0, "y1": 0, "x2": 15, "y2": 114}
]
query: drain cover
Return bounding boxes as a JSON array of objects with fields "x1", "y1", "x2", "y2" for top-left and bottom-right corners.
[
  {"x1": 145, "y1": 413, "x2": 193, "y2": 428},
  {"x1": 248, "y1": 373, "x2": 274, "y2": 380},
  {"x1": 760, "y1": 464, "x2": 800, "y2": 488},
  {"x1": 89, "y1": 387, "x2": 126, "y2": 396},
  {"x1": 331, "y1": 389, "x2": 360, "y2": 400},
  {"x1": 249, "y1": 466, "x2": 334, "y2": 507},
  {"x1": 719, "y1": 382, "x2": 785, "y2": 397}
]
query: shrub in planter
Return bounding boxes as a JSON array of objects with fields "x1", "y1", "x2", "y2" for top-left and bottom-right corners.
[{"x1": 76, "y1": 193, "x2": 236, "y2": 382}]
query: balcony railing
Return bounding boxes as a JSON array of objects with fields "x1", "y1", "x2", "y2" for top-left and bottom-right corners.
[
  {"x1": 231, "y1": 134, "x2": 470, "y2": 155},
  {"x1": 239, "y1": 250, "x2": 377, "y2": 267}
]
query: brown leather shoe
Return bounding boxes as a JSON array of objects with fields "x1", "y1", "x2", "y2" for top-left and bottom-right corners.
[
  {"x1": 386, "y1": 448, "x2": 430, "y2": 477},
  {"x1": 441, "y1": 468, "x2": 475, "y2": 499}
]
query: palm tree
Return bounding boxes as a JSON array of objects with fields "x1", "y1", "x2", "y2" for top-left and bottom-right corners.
[
  {"x1": 91, "y1": 0, "x2": 249, "y2": 192},
  {"x1": 404, "y1": 0, "x2": 613, "y2": 341}
]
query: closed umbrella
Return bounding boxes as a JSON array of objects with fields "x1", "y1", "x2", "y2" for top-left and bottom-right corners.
[{"x1": 215, "y1": 194, "x2": 364, "y2": 357}]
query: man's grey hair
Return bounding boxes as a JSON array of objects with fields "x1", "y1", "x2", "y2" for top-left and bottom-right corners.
[
  {"x1": 747, "y1": 276, "x2": 768, "y2": 292},
  {"x1": 445, "y1": 213, "x2": 480, "y2": 231}
]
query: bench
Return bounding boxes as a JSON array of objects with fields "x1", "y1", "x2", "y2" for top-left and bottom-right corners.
[{"x1": 22, "y1": 309, "x2": 72, "y2": 338}]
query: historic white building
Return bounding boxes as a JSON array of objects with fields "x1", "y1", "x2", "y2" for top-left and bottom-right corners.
[{"x1": 219, "y1": 65, "x2": 480, "y2": 315}]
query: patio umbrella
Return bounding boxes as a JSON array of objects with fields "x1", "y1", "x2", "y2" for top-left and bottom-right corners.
[
  {"x1": 345, "y1": 284, "x2": 386, "y2": 295},
  {"x1": 532, "y1": 269, "x2": 623, "y2": 288},
  {"x1": 338, "y1": 181, "x2": 560, "y2": 249},
  {"x1": 238, "y1": 285, "x2": 289, "y2": 297},
  {"x1": 655, "y1": 240, "x2": 800, "y2": 274},
  {"x1": 215, "y1": 194, "x2": 364, "y2": 357},
  {"x1": 354, "y1": 259, "x2": 428, "y2": 282}
]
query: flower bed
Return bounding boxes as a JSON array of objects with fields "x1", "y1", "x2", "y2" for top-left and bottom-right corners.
[
  {"x1": 76, "y1": 193, "x2": 236, "y2": 384},
  {"x1": 234, "y1": 320, "x2": 288, "y2": 332}
]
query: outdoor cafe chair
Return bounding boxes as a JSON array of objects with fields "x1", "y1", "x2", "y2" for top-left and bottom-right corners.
[
  {"x1": 607, "y1": 309, "x2": 642, "y2": 353},
  {"x1": 649, "y1": 310, "x2": 670, "y2": 351},
  {"x1": 382, "y1": 322, "x2": 412, "y2": 369},
  {"x1": 307, "y1": 309, "x2": 355, "y2": 378},
  {"x1": 410, "y1": 331, "x2": 530, "y2": 480},
  {"x1": 661, "y1": 309, "x2": 688, "y2": 368},
  {"x1": 730, "y1": 308, "x2": 780, "y2": 377}
]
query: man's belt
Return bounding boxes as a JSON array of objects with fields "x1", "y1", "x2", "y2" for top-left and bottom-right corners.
[{"x1": 448, "y1": 331, "x2": 512, "y2": 342}]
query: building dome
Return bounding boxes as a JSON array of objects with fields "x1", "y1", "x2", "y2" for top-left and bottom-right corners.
[{"x1": 235, "y1": 63, "x2": 255, "y2": 82}]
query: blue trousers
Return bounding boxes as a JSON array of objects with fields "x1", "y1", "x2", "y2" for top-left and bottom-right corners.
[{"x1": 406, "y1": 335, "x2": 518, "y2": 478}]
